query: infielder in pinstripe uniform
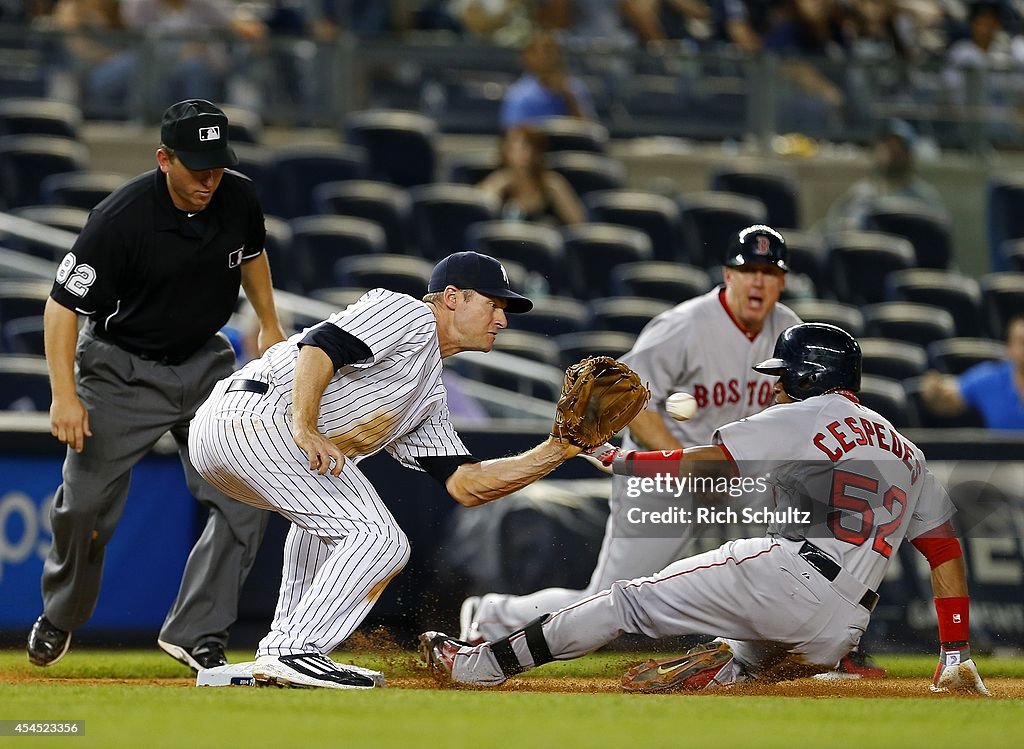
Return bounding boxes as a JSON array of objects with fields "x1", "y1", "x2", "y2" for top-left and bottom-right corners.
[{"x1": 189, "y1": 251, "x2": 583, "y2": 689}]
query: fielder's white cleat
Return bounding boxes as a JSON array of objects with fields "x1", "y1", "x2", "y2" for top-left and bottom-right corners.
[
  {"x1": 252, "y1": 654, "x2": 385, "y2": 690},
  {"x1": 196, "y1": 661, "x2": 259, "y2": 687}
]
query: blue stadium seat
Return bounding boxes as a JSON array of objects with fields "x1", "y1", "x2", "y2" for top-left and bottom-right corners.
[
  {"x1": 863, "y1": 196, "x2": 952, "y2": 269},
  {"x1": 512, "y1": 296, "x2": 589, "y2": 337},
  {"x1": 927, "y1": 338, "x2": 1007, "y2": 375},
  {"x1": 464, "y1": 221, "x2": 565, "y2": 295},
  {"x1": 40, "y1": 171, "x2": 125, "y2": 210},
  {"x1": 787, "y1": 299, "x2": 866, "y2": 338},
  {"x1": 2, "y1": 315, "x2": 45, "y2": 356},
  {"x1": 827, "y1": 231, "x2": 915, "y2": 305},
  {"x1": 288, "y1": 215, "x2": 386, "y2": 294},
  {"x1": 0, "y1": 135, "x2": 89, "y2": 209},
  {"x1": 609, "y1": 261, "x2": 711, "y2": 304},
  {"x1": 709, "y1": 166, "x2": 800, "y2": 229},
  {"x1": 677, "y1": 191, "x2": 767, "y2": 268},
  {"x1": 885, "y1": 269, "x2": 983, "y2": 338},
  {"x1": 264, "y1": 145, "x2": 369, "y2": 219},
  {"x1": 345, "y1": 110, "x2": 439, "y2": 188},
  {"x1": 334, "y1": 254, "x2": 433, "y2": 298},
  {"x1": 985, "y1": 175, "x2": 1024, "y2": 272},
  {"x1": 536, "y1": 117, "x2": 609, "y2": 154},
  {"x1": 584, "y1": 190, "x2": 684, "y2": 263},
  {"x1": 561, "y1": 223, "x2": 653, "y2": 299},
  {"x1": 0, "y1": 99, "x2": 81, "y2": 139},
  {"x1": 555, "y1": 330, "x2": 637, "y2": 370},
  {"x1": 858, "y1": 338, "x2": 928, "y2": 381},
  {"x1": 980, "y1": 272, "x2": 1024, "y2": 339},
  {"x1": 863, "y1": 302, "x2": 956, "y2": 348},
  {"x1": 408, "y1": 184, "x2": 499, "y2": 260},
  {"x1": 546, "y1": 152, "x2": 626, "y2": 198},
  {"x1": 313, "y1": 180, "x2": 411, "y2": 253},
  {"x1": 587, "y1": 297, "x2": 671, "y2": 335},
  {"x1": 0, "y1": 355, "x2": 50, "y2": 411}
]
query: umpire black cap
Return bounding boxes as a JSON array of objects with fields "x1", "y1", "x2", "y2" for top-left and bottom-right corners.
[
  {"x1": 429, "y1": 251, "x2": 533, "y2": 313},
  {"x1": 724, "y1": 225, "x2": 789, "y2": 272},
  {"x1": 160, "y1": 99, "x2": 238, "y2": 171}
]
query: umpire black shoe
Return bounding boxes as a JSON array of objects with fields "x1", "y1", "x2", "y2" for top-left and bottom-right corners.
[
  {"x1": 158, "y1": 639, "x2": 227, "y2": 672},
  {"x1": 27, "y1": 615, "x2": 71, "y2": 667}
]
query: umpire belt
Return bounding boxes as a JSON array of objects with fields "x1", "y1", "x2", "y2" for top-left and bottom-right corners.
[{"x1": 798, "y1": 541, "x2": 879, "y2": 612}]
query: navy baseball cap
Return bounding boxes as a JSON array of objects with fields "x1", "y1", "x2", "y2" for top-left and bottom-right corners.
[
  {"x1": 160, "y1": 99, "x2": 238, "y2": 171},
  {"x1": 724, "y1": 224, "x2": 789, "y2": 272},
  {"x1": 428, "y1": 251, "x2": 533, "y2": 313}
]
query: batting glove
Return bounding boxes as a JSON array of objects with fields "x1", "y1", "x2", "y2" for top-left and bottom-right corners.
[
  {"x1": 577, "y1": 442, "x2": 623, "y2": 474},
  {"x1": 930, "y1": 644, "x2": 991, "y2": 696}
]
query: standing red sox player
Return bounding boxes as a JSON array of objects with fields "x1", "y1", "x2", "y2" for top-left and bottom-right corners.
[{"x1": 422, "y1": 324, "x2": 990, "y2": 695}]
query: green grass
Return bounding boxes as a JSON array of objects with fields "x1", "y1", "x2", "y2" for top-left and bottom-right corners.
[{"x1": 1, "y1": 651, "x2": 1022, "y2": 749}]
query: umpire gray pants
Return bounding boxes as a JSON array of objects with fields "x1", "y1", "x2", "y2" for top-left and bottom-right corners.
[{"x1": 41, "y1": 325, "x2": 269, "y2": 647}]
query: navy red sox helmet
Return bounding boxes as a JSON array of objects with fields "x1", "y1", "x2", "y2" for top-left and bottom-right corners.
[
  {"x1": 724, "y1": 225, "x2": 789, "y2": 271},
  {"x1": 753, "y1": 323, "x2": 861, "y2": 400}
]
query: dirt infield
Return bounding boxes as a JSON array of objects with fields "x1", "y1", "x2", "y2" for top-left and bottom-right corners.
[{"x1": 5, "y1": 672, "x2": 1022, "y2": 698}]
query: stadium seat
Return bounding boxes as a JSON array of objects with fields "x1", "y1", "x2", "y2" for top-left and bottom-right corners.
[
  {"x1": 334, "y1": 254, "x2": 433, "y2": 298},
  {"x1": 555, "y1": 330, "x2": 637, "y2": 370},
  {"x1": 288, "y1": 216, "x2": 386, "y2": 294},
  {"x1": 561, "y1": 223, "x2": 653, "y2": 299},
  {"x1": 609, "y1": 261, "x2": 711, "y2": 303},
  {"x1": 492, "y1": 329, "x2": 561, "y2": 366},
  {"x1": 863, "y1": 302, "x2": 956, "y2": 348},
  {"x1": 779, "y1": 229, "x2": 828, "y2": 295},
  {"x1": 0, "y1": 135, "x2": 89, "y2": 208},
  {"x1": 513, "y1": 296, "x2": 589, "y2": 337},
  {"x1": 1002, "y1": 238, "x2": 1024, "y2": 272},
  {"x1": 858, "y1": 375, "x2": 916, "y2": 428},
  {"x1": 587, "y1": 297, "x2": 671, "y2": 335},
  {"x1": 0, "y1": 279, "x2": 51, "y2": 325},
  {"x1": 0, "y1": 99, "x2": 81, "y2": 139},
  {"x1": 779, "y1": 272, "x2": 817, "y2": 302},
  {"x1": 862, "y1": 196, "x2": 952, "y2": 269},
  {"x1": 536, "y1": 117, "x2": 609, "y2": 154},
  {"x1": 927, "y1": 337, "x2": 1008, "y2": 375},
  {"x1": 584, "y1": 190, "x2": 685, "y2": 263},
  {"x1": 345, "y1": 109, "x2": 439, "y2": 188},
  {"x1": 446, "y1": 151, "x2": 500, "y2": 185},
  {"x1": 228, "y1": 144, "x2": 270, "y2": 207},
  {"x1": 40, "y1": 171, "x2": 124, "y2": 210},
  {"x1": 12, "y1": 205, "x2": 89, "y2": 234},
  {"x1": 262, "y1": 216, "x2": 295, "y2": 292},
  {"x1": 786, "y1": 299, "x2": 865, "y2": 338},
  {"x1": 677, "y1": 191, "x2": 767, "y2": 268},
  {"x1": 885, "y1": 269, "x2": 984, "y2": 338},
  {"x1": 709, "y1": 165, "x2": 800, "y2": 229},
  {"x1": 408, "y1": 184, "x2": 499, "y2": 261},
  {"x1": 546, "y1": 152, "x2": 626, "y2": 197},
  {"x1": 827, "y1": 231, "x2": 915, "y2": 305},
  {"x1": 264, "y1": 145, "x2": 369, "y2": 219},
  {"x1": 313, "y1": 180, "x2": 411, "y2": 253},
  {"x1": 0, "y1": 355, "x2": 50, "y2": 411},
  {"x1": 464, "y1": 221, "x2": 565, "y2": 295},
  {"x1": 858, "y1": 338, "x2": 928, "y2": 381},
  {"x1": 1, "y1": 315, "x2": 44, "y2": 356},
  {"x1": 217, "y1": 105, "x2": 263, "y2": 144},
  {"x1": 979, "y1": 272, "x2": 1024, "y2": 339},
  {"x1": 985, "y1": 175, "x2": 1024, "y2": 272}
]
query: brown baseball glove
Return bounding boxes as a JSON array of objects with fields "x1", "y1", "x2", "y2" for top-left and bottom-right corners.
[{"x1": 551, "y1": 356, "x2": 650, "y2": 449}]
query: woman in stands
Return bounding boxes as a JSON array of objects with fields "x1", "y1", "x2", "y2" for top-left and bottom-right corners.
[{"x1": 478, "y1": 125, "x2": 585, "y2": 226}]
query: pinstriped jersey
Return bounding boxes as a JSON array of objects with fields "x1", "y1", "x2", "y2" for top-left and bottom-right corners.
[
  {"x1": 237, "y1": 288, "x2": 469, "y2": 470},
  {"x1": 622, "y1": 287, "x2": 801, "y2": 447}
]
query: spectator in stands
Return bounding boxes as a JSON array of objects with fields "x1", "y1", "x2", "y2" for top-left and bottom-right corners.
[
  {"x1": 710, "y1": 0, "x2": 781, "y2": 53},
  {"x1": 500, "y1": 30, "x2": 595, "y2": 127},
  {"x1": 762, "y1": 0, "x2": 848, "y2": 130},
  {"x1": 919, "y1": 312, "x2": 1024, "y2": 430},
  {"x1": 842, "y1": 0, "x2": 913, "y2": 61},
  {"x1": 824, "y1": 118, "x2": 946, "y2": 232},
  {"x1": 478, "y1": 124, "x2": 585, "y2": 226},
  {"x1": 447, "y1": 0, "x2": 534, "y2": 45},
  {"x1": 50, "y1": 0, "x2": 128, "y2": 117},
  {"x1": 100, "y1": 0, "x2": 268, "y2": 110}
]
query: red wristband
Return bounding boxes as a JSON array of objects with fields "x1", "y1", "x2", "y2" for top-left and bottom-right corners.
[
  {"x1": 934, "y1": 596, "x2": 969, "y2": 645},
  {"x1": 626, "y1": 449, "x2": 684, "y2": 478}
]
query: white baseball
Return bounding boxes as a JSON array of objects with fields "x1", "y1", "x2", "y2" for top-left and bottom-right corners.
[{"x1": 665, "y1": 392, "x2": 697, "y2": 421}]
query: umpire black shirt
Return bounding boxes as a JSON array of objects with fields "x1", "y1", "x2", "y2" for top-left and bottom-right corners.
[{"x1": 50, "y1": 168, "x2": 266, "y2": 364}]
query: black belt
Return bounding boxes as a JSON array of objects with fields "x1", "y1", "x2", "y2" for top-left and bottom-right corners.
[
  {"x1": 225, "y1": 378, "x2": 269, "y2": 395},
  {"x1": 94, "y1": 330, "x2": 187, "y2": 365},
  {"x1": 798, "y1": 541, "x2": 879, "y2": 612}
]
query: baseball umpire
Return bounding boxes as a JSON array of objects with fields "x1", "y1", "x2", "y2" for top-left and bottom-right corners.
[
  {"x1": 28, "y1": 99, "x2": 286, "y2": 671},
  {"x1": 422, "y1": 324, "x2": 991, "y2": 696}
]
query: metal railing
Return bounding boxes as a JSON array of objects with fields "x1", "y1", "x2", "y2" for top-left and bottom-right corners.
[{"x1": 0, "y1": 24, "x2": 1020, "y2": 154}]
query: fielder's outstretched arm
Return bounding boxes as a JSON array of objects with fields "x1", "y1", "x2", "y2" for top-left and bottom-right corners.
[{"x1": 445, "y1": 438, "x2": 580, "y2": 508}]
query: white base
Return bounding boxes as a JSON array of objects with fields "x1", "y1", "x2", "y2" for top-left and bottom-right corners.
[{"x1": 196, "y1": 661, "x2": 259, "y2": 687}]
